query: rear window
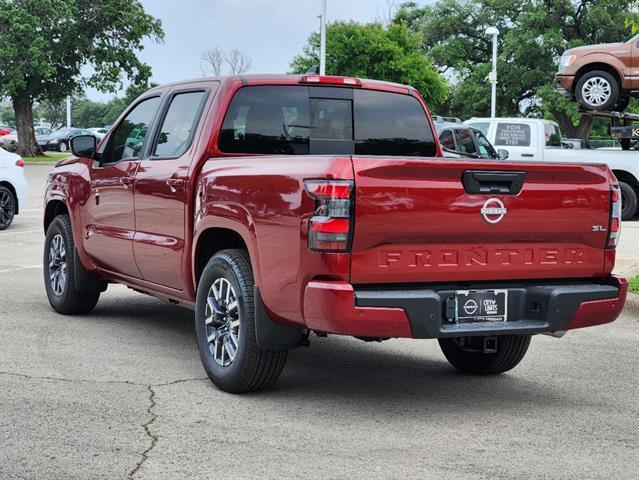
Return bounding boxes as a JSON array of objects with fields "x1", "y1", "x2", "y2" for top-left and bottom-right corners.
[
  {"x1": 219, "y1": 85, "x2": 435, "y2": 156},
  {"x1": 353, "y1": 89, "x2": 436, "y2": 156},
  {"x1": 494, "y1": 123, "x2": 531, "y2": 147}
]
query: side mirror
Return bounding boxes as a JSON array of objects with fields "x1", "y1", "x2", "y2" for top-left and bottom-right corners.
[
  {"x1": 70, "y1": 135, "x2": 97, "y2": 158},
  {"x1": 497, "y1": 149, "x2": 510, "y2": 160}
]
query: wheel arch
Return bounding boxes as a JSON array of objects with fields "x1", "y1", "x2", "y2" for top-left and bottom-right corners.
[
  {"x1": 0, "y1": 181, "x2": 18, "y2": 214},
  {"x1": 611, "y1": 169, "x2": 639, "y2": 189},
  {"x1": 44, "y1": 199, "x2": 69, "y2": 233},
  {"x1": 573, "y1": 62, "x2": 624, "y2": 94},
  {"x1": 193, "y1": 226, "x2": 256, "y2": 288}
]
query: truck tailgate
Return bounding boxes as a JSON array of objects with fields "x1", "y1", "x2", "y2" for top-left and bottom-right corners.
[{"x1": 350, "y1": 157, "x2": 612, "y2": 284}]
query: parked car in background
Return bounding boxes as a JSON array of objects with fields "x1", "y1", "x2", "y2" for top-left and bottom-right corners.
[
  {"x1": 0, "y1": 126, "x2": 13, "y2": 137},
  {"x1": 0, "y1": 147, "x2": 29, "y2": 230},
  {"x1": 43, "y1": 74, "x2": 627, "y2": 393},
  {"x1": 435, "y1": 122, "x2": 508, "y2": 160},
  {"x1": 87, "y1": 127, "x2": 109, "y2": 141},
  {"x1": 466, "y1": 117, "x2": 639, "y2": 219},
  {"x1": 0, "y1": 127, "x2": 53, "y2": 153},
  {"x1": 555, "y1": 33, "x2": 639, "y2": 111},
  {"x1": 38, "y1": 128, "x2": 95, "y2": 152},
  {"x1": 35, "y1": 127, "x2": 52, "y2": 137}
]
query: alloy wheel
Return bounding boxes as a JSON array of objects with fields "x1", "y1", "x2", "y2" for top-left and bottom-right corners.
[
  {"x1": 204, "y1": 278, "x2": 240, "y2": 367},
  {"x1": 581, "y1": 77, "x2": 612, "y2": 107},
  {"x1": 48, "y1": 234, "x2": 67, "y2": 296},
  {"x1": 0, "y1": 190, "x2": 15, "y2": 228}
]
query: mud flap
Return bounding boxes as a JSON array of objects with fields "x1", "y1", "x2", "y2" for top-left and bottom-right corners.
[
  {"x1": 74, "y1": 249, "x2": 108, "y2": 293},
  {"x1": 254, "y1": 286, "x2": 305, "y2": 350}
]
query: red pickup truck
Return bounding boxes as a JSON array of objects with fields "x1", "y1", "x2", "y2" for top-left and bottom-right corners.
[{"x1": 43, "y1": 75, "x2": 627, "y2": 393}]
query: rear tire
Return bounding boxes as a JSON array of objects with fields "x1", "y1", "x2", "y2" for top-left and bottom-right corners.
[
  {"x1": 44, "y1": 215, "x2": 100, "y2": 314},
  {"x1": 195, "y1": 249, "x2": 288, "y2": 393},
  {"x1": 619, "y1": 181, "x2": 638, "y2": 220},
  {"x1": 575, "y1": 70, "x2": 619, "y2": 111},
  {"x1": 438, "y1": 335, "x2": 531, "y2": 375},
  {"x1": 0, "y1": 186, "x2": 16, "y2": 230}
]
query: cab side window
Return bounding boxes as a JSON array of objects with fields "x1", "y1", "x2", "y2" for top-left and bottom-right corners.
[{"x1": 102, "y1": 97, "x2": 161, "y2": 164}]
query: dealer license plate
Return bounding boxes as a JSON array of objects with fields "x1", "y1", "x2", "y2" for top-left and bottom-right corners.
[{"x1": 455, "y1": 289, "x2": 508, "y2": 323}]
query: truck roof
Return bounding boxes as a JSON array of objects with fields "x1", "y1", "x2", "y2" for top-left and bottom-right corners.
[{"x1": 145, "y1": 74, "x2": 416, "y2": 96}]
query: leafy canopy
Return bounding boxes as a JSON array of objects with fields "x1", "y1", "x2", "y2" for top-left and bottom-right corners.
[
  {"x1": 0, "y1": 0, "x2": 163, "y2": 103},
  {"x1": 290, "y1": 21, "x2": 449, "y2": 110},
  {"x1": 396, "y1": 0, "x2": 639, "y2": 137}
]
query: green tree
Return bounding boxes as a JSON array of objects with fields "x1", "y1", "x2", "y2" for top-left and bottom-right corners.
[
  {"x1": 0, "y1": 0, "x2": 163, "y2": 156},
  {"x1": 396, "y1": 0, "x2": 639, "y2": 138},
  {"x1": 289, "y1": 21, "x2": 449, "y2": 109}
]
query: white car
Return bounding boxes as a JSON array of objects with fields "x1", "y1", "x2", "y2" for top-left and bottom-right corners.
[
  {"x1": 465, "y1": 117, "x2": 639, "y2": 220},
  {"x1": 87, "y1": 127, "x2": 109, "y2": 141},
  {"x1": 0, "y1": 147, "x2": 29, "y2": 230}
]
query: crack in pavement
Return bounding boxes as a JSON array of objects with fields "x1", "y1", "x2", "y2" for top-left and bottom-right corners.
[
  {"x1": 0, "y1": 370, "x2": 207, "y2": 387},
  {"x1": 128, "y1": 385, "x2": 159, "y2": 480},
  {"x1": 1, "y1": 370, "x2": 209, "y2": 479}
]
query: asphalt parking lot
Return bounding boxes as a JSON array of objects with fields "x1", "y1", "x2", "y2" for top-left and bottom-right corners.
[{"x1": 1, "y1": 164, "x2": 638, "y2": 480}]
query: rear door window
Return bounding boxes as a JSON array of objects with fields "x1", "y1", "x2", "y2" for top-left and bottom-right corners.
[
  {"x1": 219, "y1": 85, "x2": 435, "y2": 157},
  {"x1": 153, "y1": 91, "x2": 208, "y2": 158},
  {"x1": 494, "y1": 123, "x2": 531, "y2": 147}
]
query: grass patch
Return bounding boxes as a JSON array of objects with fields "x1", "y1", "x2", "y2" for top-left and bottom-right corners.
[
  {"x1": 22, "y1": 152, "x2": 69, "y2": 164},
  {"x1": 629, "y1": 275, "x2": 639, "y2": 295}
]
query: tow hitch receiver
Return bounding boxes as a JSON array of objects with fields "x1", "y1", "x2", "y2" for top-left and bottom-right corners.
[{"x1": 456, "y1": 336, "x2": 498, "y2": 353}]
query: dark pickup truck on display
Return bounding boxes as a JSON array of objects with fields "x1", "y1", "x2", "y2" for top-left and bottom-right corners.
[{"x1": 43, "y1": 74, "x2": 628, "y2": 393}]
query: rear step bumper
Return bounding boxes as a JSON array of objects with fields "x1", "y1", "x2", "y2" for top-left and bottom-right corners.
[{"x1": 303, "y1": 277, "x2": 627, "y2": 339}]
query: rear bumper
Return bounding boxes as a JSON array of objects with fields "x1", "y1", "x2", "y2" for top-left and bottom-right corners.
[
  {"x1": 555, "y1": 74, "x2": 575, "y2": 98},
  {"x1": 303, "y1": 277, "x2": 627, "y2": 339}
]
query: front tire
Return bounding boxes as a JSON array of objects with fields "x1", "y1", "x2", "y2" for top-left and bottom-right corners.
[
  {"x1": 575, "y1": 70, "x2": 619, "y2": 111},
  {"x1": 195, "y1": 249, "x2": 288, "y2": 393},
  {"x1": 44, "y1": 215, "x2": 100, "y2": 314},
  {"x1": 58, "y1": 141, "x2": 68, "y2": 153},
  {"x1": 438, "y1": 335, "x2": 531, "y2": 375},
  {"x1": 619, "y1": 181, "x2": 638, "y2": 220},
  {"x1": 0, "y1": 186, "x2": 16, "y2": 230}
]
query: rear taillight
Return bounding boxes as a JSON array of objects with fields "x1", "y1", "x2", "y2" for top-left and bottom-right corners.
[
  {"x1": 607, "y1": 185, "x2": 622, "y2": 248},
  {"x1": 305, "y1": 179, "x2": 353, "y2": 252},
  {"x1": 15, "y1": 160, "x2": 24, "y2": 167}
]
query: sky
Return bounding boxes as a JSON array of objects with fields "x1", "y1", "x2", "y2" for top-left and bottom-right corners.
[{"x1": 86, "y1": 0, "x2": 431, "y2": 102}]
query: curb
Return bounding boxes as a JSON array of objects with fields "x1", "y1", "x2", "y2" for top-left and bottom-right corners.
[{"x1": 624, "y1": 292, "x2": 639, "y2": 318}]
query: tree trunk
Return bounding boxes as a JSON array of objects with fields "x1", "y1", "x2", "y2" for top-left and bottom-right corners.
[
  {"x1": 573, "y1": 115, "x2": 595, "y2": 140},
  {"x1": 13, "y1": 96, "x2": 41, "y2": 157},
  {"x1": 551, "y1": 111, "x2": 595, "y2": 140}
]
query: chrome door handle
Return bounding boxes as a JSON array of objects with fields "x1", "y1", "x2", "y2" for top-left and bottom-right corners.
[
  {"x1": 166, "y1": 178, "x2": 185, "y2": 192},
  {"x1": 120, "y1": 176, "x2": 135, "y2": 188}
]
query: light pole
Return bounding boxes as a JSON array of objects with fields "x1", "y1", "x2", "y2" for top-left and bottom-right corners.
[
  {"x1": 319, "y1": 0, "x2": 327, "y2": 75},
  {"x1": 485, "y1": 26, "x2": 499, "y2": 118},
  {"x1": 66, "y1": 95, "x2": 71, "y2": 128}
]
